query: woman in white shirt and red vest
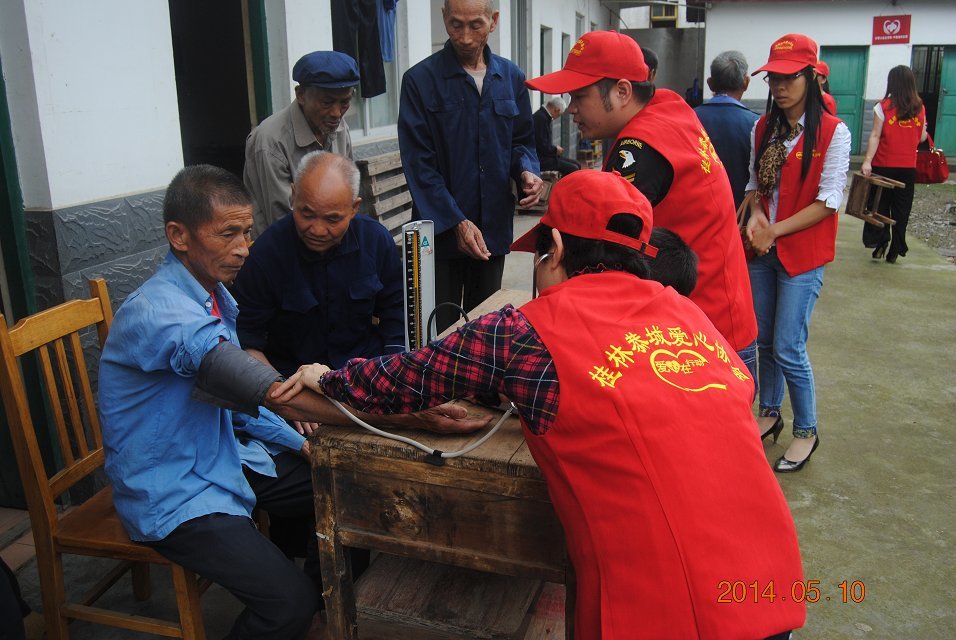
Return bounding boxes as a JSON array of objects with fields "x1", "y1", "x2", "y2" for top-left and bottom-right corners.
[
  {"x1": 860, "y1": 65, "x2": 928, "y2": 263},
  {"x1": 744, "y1": 34, "x2": 851, "y2": 472}
]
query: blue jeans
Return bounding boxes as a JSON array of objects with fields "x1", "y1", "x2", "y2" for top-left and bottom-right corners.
[
  {"x1": 736, "y1": 340, "x2": 758, "y2": 391},
  {"x1": 748, "y1": 249, "x2": 823, "y2": 437}
]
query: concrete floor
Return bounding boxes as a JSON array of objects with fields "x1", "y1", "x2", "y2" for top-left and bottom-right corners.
[{"x1": 9, "y1": 210, "x2": 956, "y2": 638}]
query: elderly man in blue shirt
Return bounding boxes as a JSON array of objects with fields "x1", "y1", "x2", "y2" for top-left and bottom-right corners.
[
  {"x1": 99, "y1": 165, "x2": 488, "y2": 639},
  {"x1": 694, "y1": 50, "x2": 760, "y2": 209},
  {"x1": 398, "y1": 0, "x2": 543, "y2": 332}
]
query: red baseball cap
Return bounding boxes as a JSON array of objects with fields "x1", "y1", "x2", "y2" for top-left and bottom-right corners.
[
  {"x1": 815, "y1": 60, "x2": 830, "y2": 77},
  {"x1": 752, "y1": 34, "x2": 819, "y2": 76},
  {"x1": 511, "y1": 171, "x2": 658, "y2": 258},
  {"x1": 526, "y1": 31, "x2": 649, "y2": 94}
]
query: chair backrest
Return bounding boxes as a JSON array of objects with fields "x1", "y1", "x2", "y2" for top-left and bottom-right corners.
[{"x1": 0, "y1": 279, "x2": 113, "y2": 543}]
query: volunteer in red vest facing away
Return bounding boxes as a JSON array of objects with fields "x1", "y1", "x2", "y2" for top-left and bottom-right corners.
[
  {"x1": 860, "y1": 65, "x2": 928, "y2": 263},
  {"x1": 814, "y1": 60, "x2": 837, "y2": 115},
  {"x1": 745, "y1": 34, "x2": 850, "y2": 471},
  {"x1": 274, "y1": 170, "x2": 806, "y2": 640},
  {"x1": 525, "y1": 31, "x2": 758, "y2": 380}
]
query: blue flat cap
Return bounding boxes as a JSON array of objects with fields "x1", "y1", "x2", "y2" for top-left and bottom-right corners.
[{"x1": 292, "y1": 51, "x2": 360, "y2": 88}]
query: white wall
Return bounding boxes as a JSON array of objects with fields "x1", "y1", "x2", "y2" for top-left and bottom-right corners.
[
  {"x1": 705, "y1": 1, "x2": 956, "y2": 103},
  {"x1": 0, "y1": 0, "x2": 183, "y2": 210},
  {"x1": 527, "y1": 0, "x2": 610, "y2": 107},
  {"x1": 280, "y1": 0, "x2": 335, "y2": 104}
]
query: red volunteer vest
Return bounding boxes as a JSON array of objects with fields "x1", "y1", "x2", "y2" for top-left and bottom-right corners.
[
  {"x1": 872, "y1": 99, "x2": 925, "y2": 168},
  {"x1": 822, "y1": 92, "x2": 837, "y2": 116},
  {"x1": 755, "y1": 113, "x2": 841, "y2": 276},
  {"x1": 610, "y1": 89, "x2": 757, "y2": 352},
  {"x1": 519, "y1": 272, "x2": 806, "y2": 640}
]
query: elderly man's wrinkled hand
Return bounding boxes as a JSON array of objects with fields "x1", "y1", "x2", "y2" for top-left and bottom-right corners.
[
  {"x1": 389, "y1": 401, "x2": 497, "y2": 434},
  {"x1": 455, "y1": 219, "x2": 491, "y2": 261},
  {"x1": 518, "y1": 171, "x2": 544, "y2": 207}
]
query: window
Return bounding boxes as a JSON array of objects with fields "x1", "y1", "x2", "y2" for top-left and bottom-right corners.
[
  {"x1": 345, "y1": 58, "x2": 402, "y2": 138},
  {"x1": 650, "y1": 3, "x2": 677, "y2": 28}
]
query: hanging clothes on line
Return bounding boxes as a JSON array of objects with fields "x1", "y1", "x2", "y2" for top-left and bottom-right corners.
[
  {"x1": 331, "y1": 0, "x2": 387, "y2": 98},
  {"x1": 379, "y1": 0, "x2": 399, "y2": 63}
]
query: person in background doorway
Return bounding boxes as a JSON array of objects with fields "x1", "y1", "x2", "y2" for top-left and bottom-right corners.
[
  {"x1": 533, "y1": 97, "x2": 581, "y2": 176},
  {"x1": 746, "y1": 34, "x2": 850, "y2": 471},
  {"x1": 815, "y1": 60, "x2": 837, "y2": 115},
  {"x1": 860, "y1": 65, "x2": 928, "y2": 263},
  {"x1": 695, "y1": 50, "x2": 761, "y2": 208}
]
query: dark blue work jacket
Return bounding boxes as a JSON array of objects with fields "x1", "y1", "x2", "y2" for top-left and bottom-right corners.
[
  {"x1": 398, "y1": 40, "x2": 539, "y2": 258},
  {"x1": 233, "y1": 214, "x2": 404, "y2": 375}
]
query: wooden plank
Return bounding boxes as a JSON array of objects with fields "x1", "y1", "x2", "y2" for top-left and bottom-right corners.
[
  {"x1": 369, "y1": 172, "x2": 407, "y2": 197},
  {"x1": 354, "y1": 554, "x2": 539, "y2": 639},
  {"x1": 358, "y1": 151, "x2": 403, "y2": 175},
  {"x1": 330, "y1": 473, "x2": 566, "y2": 572},
  {"x1": 373, "y1": 190, "x2": 413, "y2": 218}
]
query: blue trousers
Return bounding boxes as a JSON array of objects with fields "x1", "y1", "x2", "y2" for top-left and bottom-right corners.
[
  {"x1": 748, "y1": 248, "x2": 824, "y2": 437},
  {"x1": 147, "y1": 513, "x2": 317, "y2": 639}
]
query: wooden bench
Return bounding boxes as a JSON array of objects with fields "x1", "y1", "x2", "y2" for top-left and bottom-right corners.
[{"x1": 356, "y1": 150, "x2": 413, "y2": 244}]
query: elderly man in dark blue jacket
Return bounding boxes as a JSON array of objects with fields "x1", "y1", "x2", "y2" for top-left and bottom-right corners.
[{"x1": 398, "y1": 0, "x2": 542, "y2": 332}]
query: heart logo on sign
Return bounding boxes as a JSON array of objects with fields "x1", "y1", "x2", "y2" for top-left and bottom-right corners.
[{"x1": 883, "y1": 19, "x2": 901, "y2": 35}]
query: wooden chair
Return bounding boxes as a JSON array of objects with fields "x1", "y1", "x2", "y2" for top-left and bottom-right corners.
[
  {"x1": 844, "y1": 171, "x2": 905, "y2": 227},
  {"x1": 0, "y1": 278, "x2": 207, "y2": 639}
]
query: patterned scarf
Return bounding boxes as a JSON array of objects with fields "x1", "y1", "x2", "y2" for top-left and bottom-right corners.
[{"x1": 757, "y1": 122, "x2": 804, "y2": 199}]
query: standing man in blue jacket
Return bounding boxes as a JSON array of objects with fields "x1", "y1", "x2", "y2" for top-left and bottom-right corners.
[
  {"x1": 694, "y1": 50, "x2": 760, "y2": 208},
  {"x1": 398, "y1": 0, "x2": 543, "y2": 332}
]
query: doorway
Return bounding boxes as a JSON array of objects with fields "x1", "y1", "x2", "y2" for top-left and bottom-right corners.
[
  {"x1": 168, "y1": 0, "x2": 262, "y2": 177},
  {"x1": 912, "y1": 45, "x2": 943, "y2": 140},
  {"x1": 820, "y1": 46, "x2": 867, "y2": 155}
]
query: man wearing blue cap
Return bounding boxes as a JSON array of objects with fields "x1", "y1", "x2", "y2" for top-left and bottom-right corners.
[{"x1": 244, "y1": 51, "x2": 360, "y2": 238}]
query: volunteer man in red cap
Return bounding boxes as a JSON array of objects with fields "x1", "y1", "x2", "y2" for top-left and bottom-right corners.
[
  {"x1": 815, "y1": 60, "x2": 838, "y2": 114},
  {"x1": 526, "y1": 31, "x2": 759, "y2": 380},
  {"x1": 275, "y1": 170, "x2": 806, "y2": 640}
]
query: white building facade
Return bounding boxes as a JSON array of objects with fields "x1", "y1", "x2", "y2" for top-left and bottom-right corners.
[{"x1": 0, "y1": 0, "x2": 611, "y2": 322}]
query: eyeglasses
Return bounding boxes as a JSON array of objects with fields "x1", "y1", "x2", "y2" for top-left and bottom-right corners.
[{"x1": 764, "y1": 72, "x2": 805, "y2": 85}]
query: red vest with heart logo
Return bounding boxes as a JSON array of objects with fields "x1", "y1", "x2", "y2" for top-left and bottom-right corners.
[
  {"x1": 519, "y1": 271, "x2": 806, "y2": 639},
  {"x1": 872, "y1": 99, "x2": 925, "y2": 168},
  {"x1": 609, "y1": 89, "x2": 757, "y2": 352},
  {"x1": 755, "y1": 113, "x2": 841, "y2": 276}
]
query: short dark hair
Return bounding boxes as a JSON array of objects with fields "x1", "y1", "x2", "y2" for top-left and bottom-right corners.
[
  {"x1": 596, "y1": 77, "x2": 655, "y2": 111},
  {"x1": 646, "y1": 227, "x2": 697, "y2": 296},
  {"x1": 534, "y1": 213, "x2": 650, "y2": 279},
  {"x1": 163, "y1": 165, "x2": 252, "y2": 231},
  {"x1": 640, "y1": 47, "x2": 659, "y2": 73}
]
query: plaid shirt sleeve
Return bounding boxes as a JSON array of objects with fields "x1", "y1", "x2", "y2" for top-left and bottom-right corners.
[{"x1": 320, "y1": 305, "x2": 558, "y2": 435}]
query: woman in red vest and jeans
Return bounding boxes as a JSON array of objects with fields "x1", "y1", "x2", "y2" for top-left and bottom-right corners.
[
  {"x1": 860, "y1": 65, "x2": 928, "y2": 263},
  {"x1": 745, "y1": 34, "x2": 851, "y2": 472}
]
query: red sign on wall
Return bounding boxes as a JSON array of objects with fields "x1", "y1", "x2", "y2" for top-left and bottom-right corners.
[{"x1": 872, "y1": 15, "x2": 911, "y2": 45}]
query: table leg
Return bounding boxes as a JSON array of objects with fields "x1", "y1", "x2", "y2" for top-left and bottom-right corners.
[{"x1": 312, "y1": 461, "x2": 359, "y2": 639}]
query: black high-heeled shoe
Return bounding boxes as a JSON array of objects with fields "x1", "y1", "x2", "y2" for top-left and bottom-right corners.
[
  {"x1": 759, "y1": 416, "x2": 784, "y2": 443},
  {"x1": 774, "y1": 436, "x2": 820, "y2": 473},
  {"x1": 872, "y1": 242, "x2": 888, "y2": 260}
]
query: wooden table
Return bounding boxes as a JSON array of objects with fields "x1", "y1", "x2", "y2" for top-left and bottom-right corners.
[{"x1": 309, "y1": 290, "x2": 573, "y2": 639}]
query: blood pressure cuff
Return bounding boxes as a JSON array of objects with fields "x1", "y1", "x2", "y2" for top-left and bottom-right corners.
[{"x1": 191, "y1": 341, "x2": 284, "y2": 418}]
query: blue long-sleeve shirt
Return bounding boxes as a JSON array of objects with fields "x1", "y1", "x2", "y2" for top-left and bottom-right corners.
[
  {"x1": 99, "y1": 252, "x2": 304, "y2": 541},
  {"x1": 398, "y1": 40, "x2": 539, "y2": 258}
]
